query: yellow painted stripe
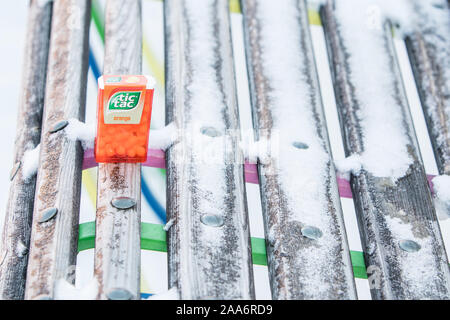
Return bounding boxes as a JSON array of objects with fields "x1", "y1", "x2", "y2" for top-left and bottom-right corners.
[
  {"x1": 148, "y1": 0, "x2": 321, "y2": 26},
  {"x1": 229, "y1": 0, "x2": 240, "y2": 13},
  {"x1": 308, "y1": 8, "x2": 322, "y2": 26},
  {"x1": 140, "y1": 273, "x2": 151, "y2": 295},
  {"x1": 228, "y1": 0, "x2": 322, "y2": 26},
  {"x1": 142, "y1": 37, "x2": 165, "y2": 88},
  {"x1": 82, "y1": 168, "x2": 97, "y2": 207}
]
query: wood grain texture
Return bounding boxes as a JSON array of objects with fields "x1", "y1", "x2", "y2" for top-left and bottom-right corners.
[
  {"x1": 0, "y1": 0, "x2": 52, "y2": 300},
  {"x1": 24, "y1": 0, "x2": 90, "y2": 300},
  {"x1": 321, "y1": 0, "x2": 450, "y2": 299},
  {"x1": 241, "y1": 0, "x2": 357, "y2": 299},
  {"x1": 405, "y1": 2, "x2": 450, "y2": 175},
  {"x1": 94, "y1": 0, "x2": 142, "y2": 300},
  {"x1": 164, "y1": 0, "x2": 255, "y2": 299}
]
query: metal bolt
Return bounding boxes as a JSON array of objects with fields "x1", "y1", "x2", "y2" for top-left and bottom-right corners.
[
  {"x1": 106, "y1": 288, "x2": 133, "y2": 300},
  {"x1": 9, "y1": 161, "x2": 21, "y2": 181},
  {"x1": 200, "y1": 126, "x2": 222, "y2": 137},
  {"x1": 200, "y1": 214, "x2": 224, "y2": 227},
  {"x1": 292, "y1": 141, "x2": 309, "y2": 149},
  {"x1": 49, "y1": 120, "x2": 69, "y2": 133},
  {"x1": 301, "y1": 225, "x2": 323, "y2": 240},
  {"x1": 111, "y1": 197, "x2": 136, "y2": 210},
  {"x1": 38, "y1": 207, "x2": 58, "y2": 223},
  {"x1": 399, "y1": 240, "x2": 421, "y2": 252}
]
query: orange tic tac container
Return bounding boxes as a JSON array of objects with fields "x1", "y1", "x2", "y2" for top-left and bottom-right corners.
[{"x1": 95, "y1": 75, "x2": 155, "y2": 163}]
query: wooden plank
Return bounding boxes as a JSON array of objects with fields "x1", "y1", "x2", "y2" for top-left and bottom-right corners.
[
  {"x1": 241, "y1": 0, "x2": 357, "y2": 299},
  {"x1": 24, "y1": 0, "x2": 90, "y2": 300},
  {"x1": 0, "y1": 0, "x2": 52, "y2": 300},
  {"x1": 164, "y1": 0, "x2": 255, "y2": 299},
  {"x1": 93, "y1": 0, "x2": 142, "y2": 300},
  {"x1": 405, "y1": 1, "x2": 450, "y2": 175},
  {"x1": 321, "y1": 0, "x2": 450, "y2": 299}
]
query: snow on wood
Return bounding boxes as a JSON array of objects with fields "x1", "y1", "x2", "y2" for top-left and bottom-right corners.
[
  {"x1": 65, "y1": 118, "x2": 95, "y2": 150},
  {"x1": 321, "y1": 0, "x2": 450, "y2": 299},
  {"x1": 0, "y1": 0, "x2": 51, "y2": 300},
  {"x1": 241, "y1": 0, "x2": 357, "y2": 299},
  {"x1": 93, "y1": 0, "x2": 142, "y2": 300},
  {"x1": 433, "y1": 175, "x2": 450, "y2": 220},
  {"x1": 21, "y1": 144, "x2": 41, "y2": 182},
  {"x1": 164, "y1": 0, "x2": 255, "y2": 299},
  {"x1": 405, "y1": 0, "x2": 450, "y2": 222},
  {"x1": 405, "y1": 0, "x2": 450, "y2": 176},
  {"x1": 24, "y1": 0, "x2": 90, "y2": 300}
]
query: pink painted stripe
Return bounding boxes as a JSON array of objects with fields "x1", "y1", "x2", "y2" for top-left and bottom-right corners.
[{"x1": 82, "y1": 148, "x2": 436, "y2": 198}]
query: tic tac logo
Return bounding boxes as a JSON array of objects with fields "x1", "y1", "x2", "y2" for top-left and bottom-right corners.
[{"x1": 108, "y1": 91, "x2": 142, "y2": 111}]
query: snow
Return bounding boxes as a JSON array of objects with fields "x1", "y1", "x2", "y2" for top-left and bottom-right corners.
[
  {"x1": 146, "y1": 287, "x2": 179, "y2": 300},
  {"x1": 163, "y1": 218, "x2": 174, "y2": 231},
  {"x1": 65, "y1": 119, "x2": 177, "y2": 152},
  {"x1": 65, "y1": 118, "x2": 96, "y2": 150},
  {"x1": 334, "y1": 0, "x2": 415, "y2": 180},
  {"x1": 385, "y1": 213, "x2": 438, "y2": 296},
  {"x1": 241, "y1": 137, "x2": 273, "y2": 165},
  {"x1": 148, "y1": 122, "x2": 178, "y2": 151},
  {"x1": 335, "y1": 154, "x2": 363, "y2": 180},
  {"x1": 16, "y1": 240, "x2": 27, "y2": 258},
  {"x1": 22, "y1": 144, "x2": 40, "y2": 182},
  {"x1": 433, "y1": 175, "x2": 450, "y2": 220},
  {"x1": 54, "y1": 277, "x2": 98, "y2": 300}
]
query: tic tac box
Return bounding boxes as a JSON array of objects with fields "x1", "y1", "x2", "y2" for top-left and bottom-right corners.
[{"x1": 95, "y1": 75, "x2": 155, "y2": 163}]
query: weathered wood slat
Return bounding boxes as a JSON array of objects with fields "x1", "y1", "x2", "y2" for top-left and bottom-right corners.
[
  {"x1": 24, "y1": 0, "x2": 90, "y2": 300},
  {"x1": 321, "y1": 0, "x2": 450, "y2": 299},
  {"x1": 405, "y1": 1, "x2": 450, "y2": 175},
  {"x1": 0, "y1": 0, "x2": 52, "y2": 300},
  {"x1": 241, "y1": 0, "x2": 357, "y2": 300},
  {"x1": 164, "y1": 0, "x2": 255, "y2": 299},
  {"x1": 94, "y1": 0, "x2": 142, "y2": 300}
]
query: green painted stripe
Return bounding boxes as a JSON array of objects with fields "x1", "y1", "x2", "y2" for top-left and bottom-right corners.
[
  {"x1": 78, "y1": 221, "x2": 367, "y2": 279},
  {"x1": 78, "y1": 221, "x2": 96, "y2": 252},
  {"x1": 351, "y1": 250, "x2": 367, "y2": 279},
  {"x1": 91, "y1": 0, "x2": 105, "y2": 43}
]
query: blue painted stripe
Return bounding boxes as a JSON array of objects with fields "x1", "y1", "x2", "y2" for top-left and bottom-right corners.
[
  {"x1": 88, "y1": 48, "x2": 101, "y2": 80},
  {"x1": 141, "y1": 176, "x2": 166, "y2": 223}
]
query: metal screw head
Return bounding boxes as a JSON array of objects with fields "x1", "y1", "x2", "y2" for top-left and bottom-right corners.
[
  {"x1": 399, "y1": 240, "x2": 421, "y2": 252},
  {"x1": 200, "y1": 126, "x2": 222, "y2": 137},
  {"x1": 301, "y1": 226, "x2": 323, "y2": 240},
  {"x1": 106, "y1": 288, "x2": 133, "y2": 300},
  {"x1": 38, "y1": 207, "x2": 58, "y2": 223},
  {"x1": 111, "y1": 197, "x2": 136, "y2": 210},
  {"x1": 49, "y1": 120, "x2": 69, "y2": 133},
  {"x1": 9, "y1": 161, "x2": 21, "y2": 181},
  {"x1": 292, "y1": 141, "x2": 309, "y2": 149},
  {"x1": 200, "y1": 214, "x2": 224, "y2": 227}
]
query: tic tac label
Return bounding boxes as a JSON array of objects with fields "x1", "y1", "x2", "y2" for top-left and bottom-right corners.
[
  {"x1": 95, "y1": 75, "x2": 155, "y2": 163},
  {"x1": 105, "y1": 90, "x2": 144, "y2": 124}
]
